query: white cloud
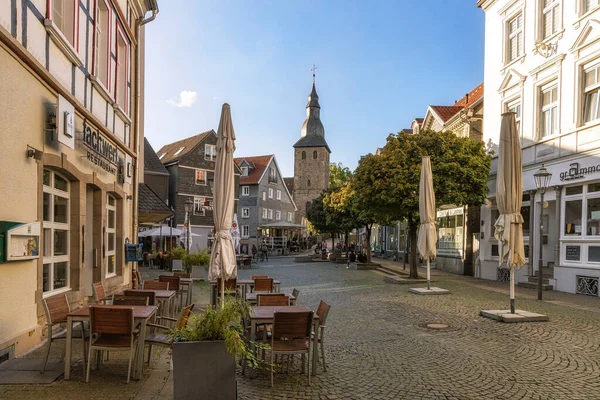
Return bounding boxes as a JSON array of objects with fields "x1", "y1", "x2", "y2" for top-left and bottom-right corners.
[{"x1": 167, "y1": 90, "x2": 198, "y2": 108}]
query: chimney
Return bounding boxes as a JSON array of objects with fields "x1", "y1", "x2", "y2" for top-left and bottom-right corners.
[{"x1": 465, "y1": 93, "x2": 469, "y2": 104}]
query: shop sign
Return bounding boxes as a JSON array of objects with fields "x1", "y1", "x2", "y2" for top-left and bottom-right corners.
[
  {"x1": 436, "y1": 207, "x2": 464, "y2": 218},
  {"x1": 559, "y1": 162, "x2": 600, "y2": 182},
  {"x1": 82, "y1": 120, "x2": 122, "y2": 175}
]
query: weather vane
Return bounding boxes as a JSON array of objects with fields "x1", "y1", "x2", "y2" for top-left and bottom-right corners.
[{"x1": 311, "y1": 64, "x2": 317, "y2": 83}]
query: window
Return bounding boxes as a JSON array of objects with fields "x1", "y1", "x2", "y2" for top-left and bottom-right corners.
[
  {"x1": 241, "y1": 166, "x2": 248, "y2": 176},
  {"x1": 205, "y1": 144, "x2": 217, "y2": 161},
  {"x1": 262, "y1": 208, "x2": 268, "y2": 219},
  {"x1": 276, "y1": 210, "x2": 281, "y2": 220},
  {"x1": 268, "y1": 188, "x2": 273, "y2": 198},
  {"x1": 301, "y1": 151, "x2": 306, "y2": 160},
  {"x1": 115, "y1": 26, "x2": 130, "y2": 113},
  {"x1": 313, "y1": 150, "x2": 318, "y2": 160},
  {"x1": 507, "y1": 13, "x2": 523, "y2": 63},
  {"x1": 173, "y1": 146, "x2": 185, "y2": 156},
  {"x1": 43, "y1": 169, "x2": 70, "y2": 293},
  {"x1": 159, "y1": 153, "x2": 165, "y2": 160},
  {"x1": 583, "y1": 63, "x2": 600, "y2": 123},
  {"x1": 95, "y1": 0, "x2": 110, "y2": 88},
  {"x1": 194, "y1": 197, "x2": 206, "y2": 216},
  {"x1": 506, "y1": 98, "x2": 522, "y2": 129},
  {"x1": 242, "y1": 208, "x2": 250, "y2": 218},
  {"x1": 242, "y1": 225, "x2": 249, "y2": 238},
  {"x1": 541, "y1": 0, "x2": 560, "y2": 39},
  {"x1": 52, "y1": 0, "x2": 77, "y2": 46},
  {"x1": 562, "y1": 184, "x2": 600, "y2": 264},
  {"x1": 242, "y1": 186, "x2": 250, "y2": 196},
  {"x1": 276, "y1": 190, "x2": 281, "y2": 200},
  {"x1": 268, "y1": 209, "x2": 273, "y2": 219},
  {"x1": 106, "y1": 195, "x2": 116, "y2": 276},
  {"x1": 540, "y1": 83, "x2": 558, "y2": 138},
  {"x1": 436, "y1": 212, "x2": 464, "y2": 251},
  {"x1": 268, "y1": 167, "x2": 277, "y2": 184},
  {"x1": 287, "y1": 212, "x2": 293, "y2": 222},
  {"x1": 583, "y1": 0, "x2": 599, "y2": 13},
  {"x1": 262, "y1": 192, "x2": 266, "y2": 201},
  {"x1": 195, "y1": 170, "x2": 206, "y2": 185},
  {"x1": 307, "y1": 179, "x2": 311, "y2": 187}
]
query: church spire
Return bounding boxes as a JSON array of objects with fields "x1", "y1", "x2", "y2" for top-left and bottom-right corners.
[
  {"x1": 293, "y1": 70, "x2": 330, "y2": 152},
  {"x1": 307, "y1": 64, "x2": 320, "y2": 109}
]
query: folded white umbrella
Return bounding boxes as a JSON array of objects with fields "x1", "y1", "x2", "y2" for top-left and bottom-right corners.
[
  {"x1": 417, "y1": 156, "x2": 437, "y2": 289},
  {"x1": 209, "y1": 104, "x2": 238, "y2": 308},
  {"x1": 494, "y1": 112, "x2": 525, "y2": 313}
]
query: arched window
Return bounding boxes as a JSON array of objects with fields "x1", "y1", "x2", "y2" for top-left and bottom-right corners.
[
  {"x1": 307, "y1": 179, "x2": 311, "y2": 187},
  {"x1": 313, "y1": 150, "x2": 318, "y2": 159},
  {"x1": 301, "y1": 151, "x2": 306, "y2": 160}
]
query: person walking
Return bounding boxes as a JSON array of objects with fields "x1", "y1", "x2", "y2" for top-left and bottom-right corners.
[
  {"x1": 251, "y1": 244, "x2": 258, "y2": 262},
  {"x1": 261, "y1": 242, "x2": 269, "y2": 261}
]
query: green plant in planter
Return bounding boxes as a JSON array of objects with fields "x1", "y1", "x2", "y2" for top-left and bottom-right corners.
[
  {"x1": 169, "y1": 247, "x2": 187, "y2": 261},
  {"x1": 171, "y1": 299, "x2": 270, "y2": 369},
  {"x1": 183, "y1": 249, "x2": 210, "y2": 274}
]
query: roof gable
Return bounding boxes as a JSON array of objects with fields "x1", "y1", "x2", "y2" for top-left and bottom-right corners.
[
  {"x1": 498, "y1": 69, "x2": 526, "y2": 93},
  {"x1": 144, "y1": 138, "x2": 169, "y2": 175},
  {"x1": 157, "y1": 130, "x2": 215, "y2": 165},
  {"x1": 234, "y1": 155, "x2": 273, "y2": 185}
]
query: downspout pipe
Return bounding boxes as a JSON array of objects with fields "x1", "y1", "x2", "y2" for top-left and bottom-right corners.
[{"x1": 131, "y1": 3, "x2": 158, "y2": 286}]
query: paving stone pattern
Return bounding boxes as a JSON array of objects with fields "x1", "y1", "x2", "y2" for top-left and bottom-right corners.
[{"x1": 237, "y1": 258, "x2": 600, "y2": 400}]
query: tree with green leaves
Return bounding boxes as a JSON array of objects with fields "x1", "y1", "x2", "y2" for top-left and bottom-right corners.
[{"x1": 377, "y1": 130, "x2": 491, "y2": 278}]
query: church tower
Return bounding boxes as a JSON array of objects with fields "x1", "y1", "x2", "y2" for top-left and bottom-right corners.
[{"x1": 293, "y1": 72, "x2": 331, "y2": 225}]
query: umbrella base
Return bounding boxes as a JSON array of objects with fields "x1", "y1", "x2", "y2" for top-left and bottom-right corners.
[
  {"x1": 409, "y1": 287, "x2": 450, "y2": 295},
  {"x1": 480, "y1": 309, "x2": 549, "y2": 323}
]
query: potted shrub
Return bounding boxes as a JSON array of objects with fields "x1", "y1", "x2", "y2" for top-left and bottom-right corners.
[
  {"x1": 170, "y1": 300, "x2": 265, "y2": 400},
  {"x1": 168, "y1": 247, "x2": 187, "y2": 272},
  {"x1": 183, "y1": 249, "x2": 210, "y2": 276}
]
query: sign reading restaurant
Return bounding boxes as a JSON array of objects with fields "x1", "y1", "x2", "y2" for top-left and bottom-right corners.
[
  {"x1": 559, "y1": 162, "x2": 600, "y2": 182},
  {"x1": 82, "y1": 120, "x2": 121, "y2": 175}
]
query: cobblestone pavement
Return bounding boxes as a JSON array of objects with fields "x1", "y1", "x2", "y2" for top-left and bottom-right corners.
[{"x1": 237, "y1": 257, "x2": 600, "y2": 400}]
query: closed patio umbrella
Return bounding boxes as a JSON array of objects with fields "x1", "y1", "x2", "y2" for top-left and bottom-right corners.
[
  {"x1": 209, "y1": 104, "x2": 238, "y2": 308},
  {"x1": 494, "y1": 112, "x2": 526, "y2": 314},
  {"x1": 417, "y1": 156, "x2": 437, "y2": 290}
]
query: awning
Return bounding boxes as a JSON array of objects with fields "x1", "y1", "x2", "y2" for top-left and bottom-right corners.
[
  {"x1": 258, "y1": 221, "x2": 306, "y2": 229},
  {"x1": 138, "y1": 226, "x2": 183, "y2": 238}
]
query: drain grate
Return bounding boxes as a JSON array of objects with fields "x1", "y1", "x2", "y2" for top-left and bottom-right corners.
[
  {"x1": 418, "y1": 322, "x2": 452, "y2": 331},
  {"x1": 426, "y1": 323, "x2": 449, "y2": 330}
]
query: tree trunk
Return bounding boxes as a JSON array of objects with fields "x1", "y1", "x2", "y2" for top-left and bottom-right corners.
[
  {"x1": 365, "y1": 225, "x2": 372, "y2": 264},
  {"x1": 409, "y1": 217, "x2": 419, "y2": 279},
  {"x1": 331, "y1": 234, "x2": 335, "y2": 251},
  {"x1": 345, "y1": 230, "x2": 349, "y2": 258}
]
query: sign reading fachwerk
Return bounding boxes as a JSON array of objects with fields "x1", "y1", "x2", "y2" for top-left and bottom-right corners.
[
  {"x1": 559, "y1": 162, "x2": 600, "y2": 182},
  {"x1": 82, "y1": 120, "x2": 122, "y2": 175}
]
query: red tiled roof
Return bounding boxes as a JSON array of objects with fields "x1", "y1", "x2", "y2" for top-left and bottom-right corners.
[
  {"x1": 430, "y1": 105, "x2": 465, "y2": 122},
  {"x1": 234, "y1": 155, "x2": 273, "y2": 185},
  {"x1": 415, "y1": 118, "x2": 424, "y2": 126},
  {"x1": 429, "y1": 83, "x2": 484, "y2": 123},
  {"x1": 157, "y1": 130, "x2": 214, "y2": 164}
]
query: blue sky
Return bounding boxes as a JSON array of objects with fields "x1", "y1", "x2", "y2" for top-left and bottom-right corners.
[{"x1": 144, "y1": 0, "x2": 484, "y2": 177}]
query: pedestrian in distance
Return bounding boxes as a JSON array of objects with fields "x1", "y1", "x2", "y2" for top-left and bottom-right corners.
[
  {"x1": 261, "y1": 242, "x2": 269, "y2": 261},
  {"x1": 251, "y1": 244, "x2": 258, "y2": 262}
]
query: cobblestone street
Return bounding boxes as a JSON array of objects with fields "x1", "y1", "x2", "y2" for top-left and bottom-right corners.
[{"x1": 237, "y1": 257, "x2": 600, "y2": 400}]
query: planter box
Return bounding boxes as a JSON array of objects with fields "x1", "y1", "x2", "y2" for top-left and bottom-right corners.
[{"x1": 172, "y1": 341, "x2": 236, "y2": 400}]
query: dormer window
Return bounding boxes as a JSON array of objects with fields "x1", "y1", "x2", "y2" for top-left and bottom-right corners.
[
  {"x1": 205, "y1": 144, "x2": 217, "y2": 161},
  {"x1": 159, "y1": 153, "x2": 165, "y2": 160},
  {"x1": 241, "y1": 166, "x2": 248, "y2": 176},
  {"x1": 173, "y1": 146, "x2": 185, "y2": 156}
]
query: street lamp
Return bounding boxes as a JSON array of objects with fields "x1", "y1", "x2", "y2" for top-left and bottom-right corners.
[
  {"x1": 534, "y1": 164, "x2": 552, "y2": 301},
  {"x1": 184, "y1": 198, "x2": 194, "y2": 254}
]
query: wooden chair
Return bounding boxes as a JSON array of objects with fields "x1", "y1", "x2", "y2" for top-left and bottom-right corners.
[
  {"x1": 257, "y1": 294, "x2": 290, "y2": 306},
  {"x1": 254, "y1": 278, "x2": 273, "y2": 293},
  {"x1": 313, "y1": 300, "x2": 331, "y2": 372},
  {"x1": 173, "y1": 272, "x2": 191, "y2": 278},
  {"x1": 86, "y1": 306, "x2": 139, "y2": 384},
  {"x1": 112, "y1": 295, "x2": 149, "y2": 306},
  {"x1": 41, "y1": 294, "x2": 89, "y2": 374},
  {"x1": 174, "y1": 272, "x2": 191, "y2": 304},
  {"x1": 159, "y1": 275, "x2": 182, "y2": 310},
  {"x1": 251, "y1": 275, "x2": 269, "y2": 279},
  {"x1": 292, "y1": 288, "x2": 300, "y2": 303},
  {"x1": 143, "y1": 280, "x2": 169, "y2": 291},
  {"x1": 123, "y1": 290, "x2": 157, "y2": 306},
  {"x1": 270, "y1": 311, "x2": 313, "y2": 387},
  {"x1": 216, "y1": 278, "x2": 238, "y2": 306},
  {"x1": 145, "y1": 303, "x2": 195, "y2": 364},
  {"x1": 135, "y1": 270, "x2": 143, "y2": 289},
  {"x1": 92, "y1": 282, "x2": 110, "y2": 304}
]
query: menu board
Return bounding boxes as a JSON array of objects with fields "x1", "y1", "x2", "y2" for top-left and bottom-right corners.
[{"x1": 566, "y1": 245, "x2": 581, "y2": 261}]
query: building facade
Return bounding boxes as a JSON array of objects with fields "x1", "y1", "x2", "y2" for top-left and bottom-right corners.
[
  {"x1": 0, "y1": 0, "x2": 158, "y2": 357},
  {"x1": 157, "y1": 131, "x2": 240, "y2": 252},
  {"x1": 478, "y1": 0, "x2": 600, "y2": 295},
  {"x1": 292, "y1": 79, "x2": 331, "y2": 226},
  {"x1": 235, "y1": 155, "x2": 297, "y2": 252}
]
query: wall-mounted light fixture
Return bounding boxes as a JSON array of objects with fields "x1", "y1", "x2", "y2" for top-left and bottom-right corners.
[
  {"x1": 26, "y1": 145, "x2": 43, "y2": 161},
  {"x1": 126, "y1": 194, "x2": 133, "y2": 200}
]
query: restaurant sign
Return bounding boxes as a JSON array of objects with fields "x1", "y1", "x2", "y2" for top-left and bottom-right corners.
[
  {"x1": 82, "y1": 120, "x2": 122, "y2": 175},
  {"x1": 560, "y1": 162, "x2": 600, "y2": 182}
]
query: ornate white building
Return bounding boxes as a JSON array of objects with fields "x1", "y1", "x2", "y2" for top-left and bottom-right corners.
[{"x1": 478, "y1": 0, "x2": 600, "y2": 295}]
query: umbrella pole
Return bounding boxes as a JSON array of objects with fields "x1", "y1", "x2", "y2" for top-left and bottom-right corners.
[
  {"x1": 510, "y1": 267, "x2": 515, "y2": 314},
  {"x1": 426, "y1": 257, "x2": 431, "y2": 290},
  {"x1": 220, "y1": 272, "x2": 225, "y2": 310}
]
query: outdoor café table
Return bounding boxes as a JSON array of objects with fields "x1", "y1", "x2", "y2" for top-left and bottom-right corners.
[
  {"x1": 123, "y1": 289, "x2": 176, "y2": 318},
  {"x1": 245, "y1": 292, "x2": 296, "y2": 306},
  {"x1": 249, "y1": 306, "x2": 319, "y2": 376},
  {"x1": 64, "y1": 304, "x2": 158, "y2": 380},
  {"x1": 209, "y1": 279, "x2": 281, "y2": 306}
]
